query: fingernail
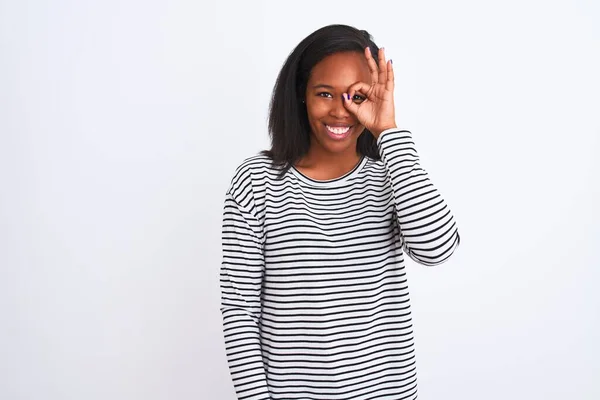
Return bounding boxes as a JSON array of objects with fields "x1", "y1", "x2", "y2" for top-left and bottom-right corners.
[
  {"x1": 390, "y1": 59, "x2": 393, "y2": 64},
  {"x1": 347, "y1": 93, "x2": 351, "y2": 100}
]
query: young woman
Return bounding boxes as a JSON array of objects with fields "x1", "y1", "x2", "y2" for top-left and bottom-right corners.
[{"x1": 221, "y1": 24, "x2": 460, "y2": 400}]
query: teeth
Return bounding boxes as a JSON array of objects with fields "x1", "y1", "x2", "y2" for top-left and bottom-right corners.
[{"x1": 326, "y1": 125, "x2": 350, "y2": 135}]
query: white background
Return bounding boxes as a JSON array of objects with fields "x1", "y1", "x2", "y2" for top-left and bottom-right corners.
[{"x1": 1, "y1": 0, "x2": 599, "y2": 399}]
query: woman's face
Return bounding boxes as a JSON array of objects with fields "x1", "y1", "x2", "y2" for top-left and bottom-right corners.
[{"x1": 304, "y1": 51, "x2": 372, "y2": 157}]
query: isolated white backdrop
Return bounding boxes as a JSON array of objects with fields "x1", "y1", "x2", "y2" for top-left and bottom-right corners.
[{"x1": 1, "y1": 0, "x2": 599, "y2": 399}]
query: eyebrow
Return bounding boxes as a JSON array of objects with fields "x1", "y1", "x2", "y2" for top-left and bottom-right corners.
[{"x1": 311, "y1": 84, "x2": 335, "y2": 90}]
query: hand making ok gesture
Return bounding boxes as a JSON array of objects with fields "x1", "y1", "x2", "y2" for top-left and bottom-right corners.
[{"x1": 343, "y1": 46, "x2": 397, "y2": 139}]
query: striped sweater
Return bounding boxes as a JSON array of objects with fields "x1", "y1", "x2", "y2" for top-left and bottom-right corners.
[{"x1": 220, "y1": 128, "x2": 461, "y2": 400}]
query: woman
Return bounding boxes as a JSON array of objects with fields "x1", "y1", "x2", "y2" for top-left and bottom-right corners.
[{"x1": 221, "y1": 24, "x2": 460, "y2": 400}]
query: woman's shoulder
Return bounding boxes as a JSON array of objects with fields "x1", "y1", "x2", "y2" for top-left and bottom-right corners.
[
  {"x1": 362, "y1": 155, "x2": 387, "y2": 176},
  {"x1": 233, "y1": 153, "x2": 274, "y2": 174},
  {"x1": 230, "y1": 153, "x2": 278, "y2": 183},
  {"x1": 226, "y1": 153, "x2": 282, "y2": 200}
]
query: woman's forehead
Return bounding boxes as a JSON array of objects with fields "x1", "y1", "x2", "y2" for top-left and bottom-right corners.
[{"x1": 308, "y1": 52, "x2": 371, "y2": 87}]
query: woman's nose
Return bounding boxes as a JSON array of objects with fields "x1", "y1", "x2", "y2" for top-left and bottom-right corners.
[{"x1": 329, "y1": 94, "x2": 351, "y2": 118}]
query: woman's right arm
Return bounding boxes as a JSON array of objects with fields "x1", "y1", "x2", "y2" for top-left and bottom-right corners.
[{"x1": 221, "y1": 193, "x2": 271, "y2": 400}]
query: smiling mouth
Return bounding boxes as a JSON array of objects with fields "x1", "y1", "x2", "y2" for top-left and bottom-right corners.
[{"x1": 325, "y1": 125, "x2": 352, "y2": 135}]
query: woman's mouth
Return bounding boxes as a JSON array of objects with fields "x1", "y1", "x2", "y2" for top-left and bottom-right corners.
[{"x1": 325, "y1": 124, "x2": 353, "y2": 140}]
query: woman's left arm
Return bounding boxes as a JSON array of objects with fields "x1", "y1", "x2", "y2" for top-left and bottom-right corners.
[
  {"x1": 377, "y1": 128, "x2": 460, "y2": 266},
  {"x1": 344, "y1": 46, "x2": 460, "y2": 266}
]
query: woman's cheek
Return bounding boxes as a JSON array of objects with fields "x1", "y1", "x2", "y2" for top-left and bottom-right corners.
[{"x1": 313, "y1": 100, "x2": 330, "y2": 115}]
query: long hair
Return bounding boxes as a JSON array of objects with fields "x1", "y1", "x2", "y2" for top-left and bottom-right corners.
[{"x1": 261, "y1": 24, "x2": 381, "y2": 176}]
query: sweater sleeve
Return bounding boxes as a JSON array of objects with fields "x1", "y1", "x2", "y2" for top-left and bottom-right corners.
[
  {"x1": 377, "y1": 128, "x2": 461, "y2": 266},
  {"x1": 220, "y1": 192, "x2": 271, "y2": 400}
]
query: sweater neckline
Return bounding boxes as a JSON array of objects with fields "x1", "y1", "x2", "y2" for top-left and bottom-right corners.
[{"x1": 290, "y1": 156, "x2": 368, "y2": 187}]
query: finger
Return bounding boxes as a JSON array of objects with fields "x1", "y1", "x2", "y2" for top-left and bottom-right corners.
[
  {"x1": 342, "y1": 92, "x2": 360, "y2": 116},
  {"x1": 347, "y1": 81, "x2": 373, "y2": 101},
  {"x1": 343, "y1": 81, "x2": 371, "y2": 114},
  {"x1": 365, "y1": 46, "x2": 379, "y2": 84},
  {"x1": 378, "y1": 47, "x2": 387, "y2": 84},
  {"x1": 386, "y1": 59, "x2": 394, "y2": 92}
]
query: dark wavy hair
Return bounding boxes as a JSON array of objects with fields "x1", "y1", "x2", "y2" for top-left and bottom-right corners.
[{"x1": 261, "y1": 24, "x2": 381, "y2": 175}]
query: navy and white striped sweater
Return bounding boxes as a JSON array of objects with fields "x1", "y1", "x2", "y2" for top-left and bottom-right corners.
[{"x1": 221, "y1": 128, "x2": 461, "y2": 400}]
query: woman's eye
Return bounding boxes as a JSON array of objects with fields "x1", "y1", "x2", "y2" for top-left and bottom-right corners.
[
  {"x1": 353, "y1": 94, "x2": 366, "y2": 103},
  {"x1": 317, "y1": 92, "x2": 333, "y2": 98}
]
